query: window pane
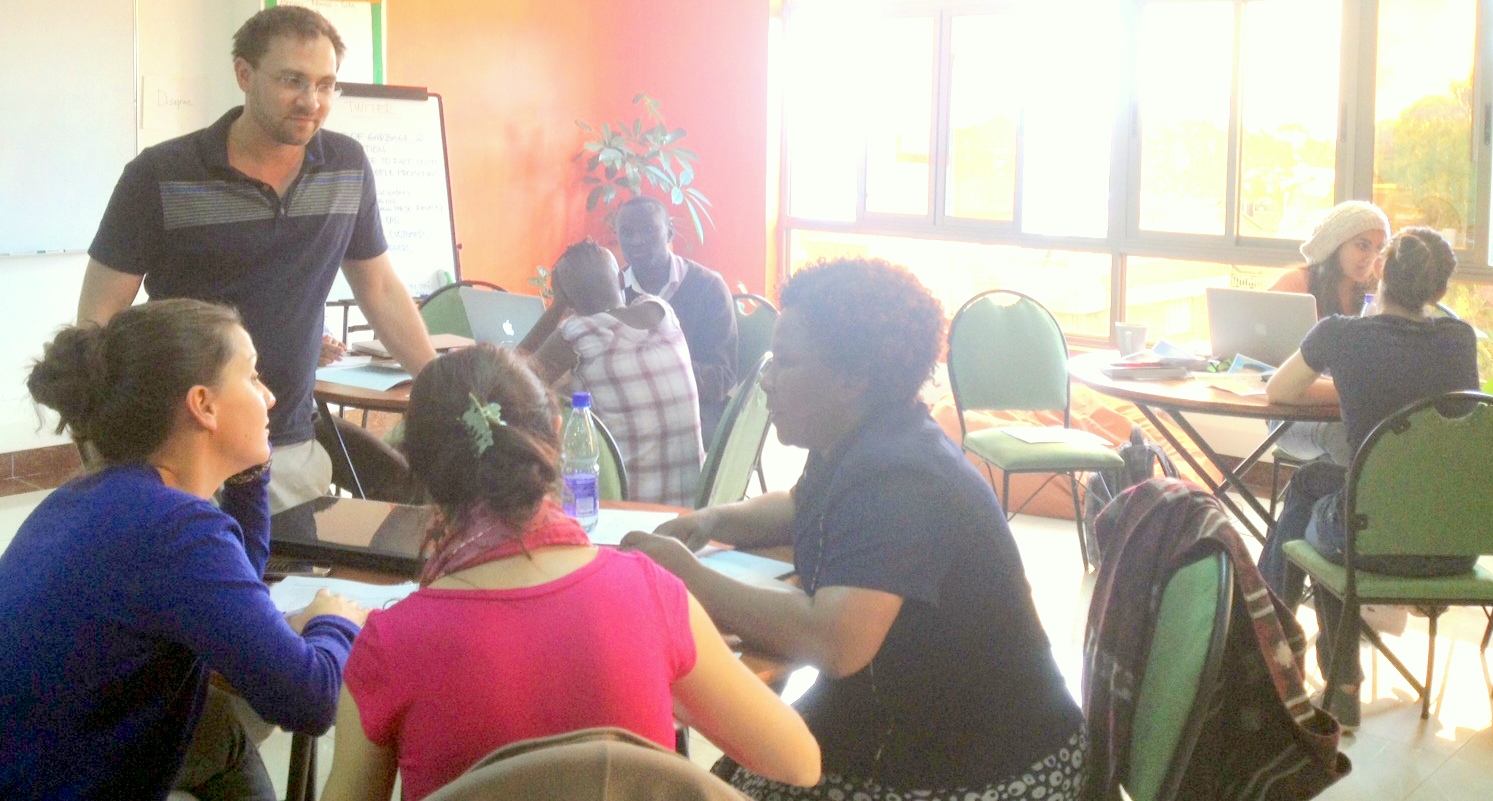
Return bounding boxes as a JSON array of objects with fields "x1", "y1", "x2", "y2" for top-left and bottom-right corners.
[
  {"x1": 864, "y1": 16, "x2": 935, "y2": 216},
  {"x1": 1238, "y1": 0, "x2": 1340, "y2": 240},
  {"x1": 946, "y1": 14, "x2": 1020, "y2": 222},
  {"x1": 788, "y1": 229, "x2": 1112, "y2": 337},
  {"x1": 1137, "y1": 1, "x2": 1233, "y2": 235},
  {"x1": 1022, "y1": 2, "x2": 1122, "y2": 238},
  {"x1": 1124, "y1": 257, "x2": 1293, "y2": 348},
  {"x1": 783, "y1": 5, "x2": 863, "y2": 221},
  {"x1": 1373, "y1": 0, "x2": 1475, "y2": 249},
  {"x1": 1441, "y1": 280, "x2": 1493, "y2": 382}
]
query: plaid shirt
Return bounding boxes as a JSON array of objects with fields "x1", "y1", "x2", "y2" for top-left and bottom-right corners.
[{"x1": 562, "y1": 297, "x2": 704, "y2": 507}]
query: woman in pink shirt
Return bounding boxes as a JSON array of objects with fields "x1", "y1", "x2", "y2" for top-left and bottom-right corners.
[{"x1": 320, "y1": 346, "x2": 818, "y2": 801}]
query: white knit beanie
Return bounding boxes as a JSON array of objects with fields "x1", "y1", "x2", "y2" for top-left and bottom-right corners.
[{"x1": 1299, "y1": 201, "x2": 1390, "y2": 264}]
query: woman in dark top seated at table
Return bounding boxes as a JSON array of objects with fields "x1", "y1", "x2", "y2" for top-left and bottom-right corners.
[
  {"x1": 624, "y1": 258, "x2": 1085, "y2": 800},
  {"x1": 1260, "y1": 227, "x2": 1478, "y2": 728}
]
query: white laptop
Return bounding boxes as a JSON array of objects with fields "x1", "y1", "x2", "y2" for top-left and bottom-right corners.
[
  {"x1": 460, "y1": 288, "x2": 546, "y2": 347},
  {"x1": 1205, "y1": 287, "x2": 1318, "y2": 368}
]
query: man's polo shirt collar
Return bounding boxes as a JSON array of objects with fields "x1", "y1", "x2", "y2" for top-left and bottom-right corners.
[{"x1": 622, "y1": 252, "x2": 685, "y2": 301}]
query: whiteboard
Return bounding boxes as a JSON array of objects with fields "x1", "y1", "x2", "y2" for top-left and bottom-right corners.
[
  {"x1": 322, "y1": 83, "x2": 460, "y2": 301},
  {"x1": 0, "y1": 0, "x2": 137, "y2": 255}
]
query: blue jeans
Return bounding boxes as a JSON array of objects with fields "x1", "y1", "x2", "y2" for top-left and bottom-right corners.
[{"x1": 1259, "y1": 461, "x2": 1346, "y2": 611}]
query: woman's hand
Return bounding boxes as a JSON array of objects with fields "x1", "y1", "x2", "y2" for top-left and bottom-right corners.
[
  {"x1": 620, "y1": 530, "x2": 700, "y2": 577},
  {"x1": 651, "y1": 512, "x2": 715, "y2": 552},
  {"x1": 288, "y1": 589, "x2": 369, "y2": 632}
]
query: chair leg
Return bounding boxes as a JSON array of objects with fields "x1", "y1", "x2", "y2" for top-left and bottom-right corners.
[
  {"x1": 1068, "y1": 473, "x2": 1090, "y2": 572},
  {"x1": 1423, "y1": 612, "x2": 1438, "y2": 720},
  {"x1": 1002, "y1": 472, "x2": 1013, "y2": 521},
  {"x1": 1481, "y1": 607, "x2": 1492, "y2": 653},
  {"x1": 1269, "y1": 457, "x2": 1282, "y2": 519}
]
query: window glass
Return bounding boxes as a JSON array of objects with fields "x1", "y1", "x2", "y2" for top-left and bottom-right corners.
[
  {"x1": 1441, "y1": 280, "x2": 1493, "y2": 382},
  {"x1": 945, "y1": 14, "x2": 1020, "y2": 222},
  {"x1": 788, "y1": 229, "x2": 1112, "y2": 337},
  {"x1": 1373, "y1": 0, "x2": 1476, "y2": 249},
  {"x1": 1123, "y1": 257, "x2": 1293, "y2": 348},
  {"x1": 1137, "y1": 1, "x2": 1233, "y2": 235},
  {"x1": 1238, "y1": 0, "x2": 1341, "y2": 240},
  {"x1": 864, "y1": 16, "x2": 936, "y2": 216},
  {"x1": 783, "y1": 5, "x2": 863, "y2": 221},
  {"x1": 1021, "y1": 1, "x2": 1120, "y2": 238}
]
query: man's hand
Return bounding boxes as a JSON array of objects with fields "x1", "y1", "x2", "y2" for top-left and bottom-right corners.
[
  {"x1": 620, "y1": 530, "x2": 700, "y2": 576},
  {"x1": 318, "y1": 334, "x2": 348, "y2": 367}
]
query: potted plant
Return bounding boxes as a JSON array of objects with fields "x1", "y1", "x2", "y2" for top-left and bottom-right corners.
[{"x1": 576, "y1": 94, "x2": 714, "y2": 245}]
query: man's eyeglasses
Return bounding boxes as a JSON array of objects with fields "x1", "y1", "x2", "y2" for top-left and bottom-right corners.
[{"x1": 275, "y1": 73, "x2": 341, "y2": 99}]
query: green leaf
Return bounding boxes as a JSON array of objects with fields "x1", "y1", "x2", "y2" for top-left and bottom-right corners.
[
  {"x1": 632, "y1": 92, "x2": 647, "y2": 104},
  {"x1": 582, "y1": 176, "x2": 601, "y2": 185},
  {"x1": 666, "y1": 128, "x2": 686, "y2": 145},
  {"x1": 582, "y1": 140, "x2": 602, "y2": 152},
  {"x1": 673, "y1": 147, "x2": 698, "y2": 161},
  {"x1": 679, "y1": 163, "x2": 694, "y2": 186},
  {"x1": 671, "y1": 186, "x2": 684, "y2": 204},
  {"x1": 684, "y1": 187, "x2": 711, "y2": 206},
  {"x1": 644, "y1": 164, "x2": 669, "y2": 185},
  {"x1": 602, "y1": 185, "x2": 617, "y2": 206},
  {"x1": 576, "y1": 120, "x2": 593, "y2": 132},
  {"x1": 686, "y1": 201, "x2": 706, "y2": 244},
  {"x1": 604, "y1": 165, "x2": 617, "y2": 180},
  {"x1": 586, "y1": 184, "x2": 606, "y2": 211}
]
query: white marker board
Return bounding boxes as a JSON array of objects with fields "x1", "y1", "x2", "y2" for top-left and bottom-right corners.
[
  {"x1": 322, "y1": 83, "x2": 460, "y2": 300},
  {"x1": 0, "y1": 0, "x2": 136, "y2": 255}
]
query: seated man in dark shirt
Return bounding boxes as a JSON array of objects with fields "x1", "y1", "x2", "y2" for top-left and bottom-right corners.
[{"x1": 523, "y1": 197, "x2": 737, "y2": 441}]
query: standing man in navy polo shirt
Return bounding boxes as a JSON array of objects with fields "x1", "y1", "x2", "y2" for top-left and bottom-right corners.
[{"x1": 78, "y1": 6, "x2": 436, "y2": 513}]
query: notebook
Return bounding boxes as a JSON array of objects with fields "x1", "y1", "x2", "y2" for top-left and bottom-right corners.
[
  {"x1": 1205, "y1": 287, "x2": 1318, "y2": 368},
  {"x1": 270, "y1": 496, "x2": 432, "y2": 574},
  {"x1": 462, "y1": 289, "x2": 546, "y2": 347}
]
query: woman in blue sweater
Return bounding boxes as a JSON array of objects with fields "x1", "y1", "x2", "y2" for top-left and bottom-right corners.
[{"x1": 0, "y1": 299, "x2": 367, "y2": 800}]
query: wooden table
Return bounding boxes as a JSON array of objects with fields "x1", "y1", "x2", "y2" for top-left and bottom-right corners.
[
  {"x1": 1068, "y1": 351, "x2": 1339, "y2": 542},
  {"x1": 313, "y1": 379, "x2": 412, "y2": 499}
]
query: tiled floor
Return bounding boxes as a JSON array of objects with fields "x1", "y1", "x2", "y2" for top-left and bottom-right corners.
[{"x1": 3, "y1": 433, "x2": 1491, "y2": 799}]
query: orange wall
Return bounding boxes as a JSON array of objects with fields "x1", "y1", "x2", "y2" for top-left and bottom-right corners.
[{"x1": 387, "y1": 0, "x2": 773, "y2": 296}]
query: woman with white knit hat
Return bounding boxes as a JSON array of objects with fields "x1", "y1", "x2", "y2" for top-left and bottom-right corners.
[
  {"x1": 1269, "y1": 200, "x2": 1391, "y2": 317},
  {"x1": 1263, "y1": 201, "x2": 1392, "y2": 466}
]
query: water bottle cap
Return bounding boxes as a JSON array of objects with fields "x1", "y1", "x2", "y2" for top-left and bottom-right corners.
[{"x1": 571, "y1": 391, "x2": 591, "y2": 409}]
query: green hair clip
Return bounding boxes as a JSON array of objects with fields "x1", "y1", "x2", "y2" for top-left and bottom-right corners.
[{"x1": 461, "y1": 392, "x2": 506, "y2": 456}]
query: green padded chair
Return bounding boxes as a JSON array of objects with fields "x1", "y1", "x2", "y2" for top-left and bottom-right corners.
[
  {"x1": 947, "y1": 289, "x2": 1124, "y2": 570},
  {"x1": 695, "y1": 354, "x2": 771, "y2": 509},
  {"x1": 1124, "y1": 551, "x2": 1233, "y2": 801},
  {"x1": 593, "y1": 413, "x2": 629, "y2": 503},
  {"x1": 732, "y1": 293, "x2": 778, "y2": 387},
  {"x1": 418, "y1": 280, "x2": 505, "y2": 338},
  {"x1": 1283, "y1": 391, "x2": 1493, "y2": 720}
]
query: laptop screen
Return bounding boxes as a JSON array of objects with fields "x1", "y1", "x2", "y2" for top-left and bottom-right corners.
[
  {"x1": 269, "y1": 496, "x2": 431, "y2": 574},
  {"x1": 1205, "y1": 287, "x2": 1318, "y2": 367},
  {"x1": 460, "y1": 289, "x2": 546, "y2": 347}
]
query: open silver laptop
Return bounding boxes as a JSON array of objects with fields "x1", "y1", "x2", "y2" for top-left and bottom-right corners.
[
  {"x1": 1205, "y1": 287, "x2": 1318, "y2": 367},
  {"x1": 461, "y1": 288, "x2": 546, "y2": 347}
]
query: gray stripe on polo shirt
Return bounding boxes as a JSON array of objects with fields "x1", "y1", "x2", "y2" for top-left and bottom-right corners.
[
  {"x1": 288, "y1": 170, "x2": 364, "y2": 217},
  {"x1": 160, "y1": 181, "x2": 275, "y2": 230}
]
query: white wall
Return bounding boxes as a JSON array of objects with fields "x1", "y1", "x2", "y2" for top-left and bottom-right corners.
[{"x1": 0, "y1": 0, "x2": 259, "y2": 454}]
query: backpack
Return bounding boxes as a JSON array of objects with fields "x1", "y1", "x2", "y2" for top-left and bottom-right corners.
[{"x1": 1083, "y1": 424, "x2": 1178, "y2": 563}]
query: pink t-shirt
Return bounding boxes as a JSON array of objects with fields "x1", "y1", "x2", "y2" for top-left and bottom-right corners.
[{"x1": 343, "y1": 548, "x2": 698, "y2": 800}]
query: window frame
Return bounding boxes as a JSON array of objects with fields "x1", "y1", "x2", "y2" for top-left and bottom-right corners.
[{"x1": 776, "y1": 0, "x2": 1493, "y2": 338}]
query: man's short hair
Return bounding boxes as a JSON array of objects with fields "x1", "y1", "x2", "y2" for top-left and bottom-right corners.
[
  {"x1": 232, "y1": 5, "x2": 346, "y2": 67},
  {"x1": 618, "y1": 196, "x2": 673, "y2": 230}
]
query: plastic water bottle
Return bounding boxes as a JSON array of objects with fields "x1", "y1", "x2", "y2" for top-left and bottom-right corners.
[
  {"x1": 561, "y1": 391, "x2": 601, "y2": 531},
  {"x1": 1360, "y1": 293, "x2": 1376, "y2": 317}
]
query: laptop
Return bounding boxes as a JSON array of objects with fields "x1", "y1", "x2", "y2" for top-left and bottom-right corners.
[
  {"x1": 1205, "y1": 287, "x2": 1318, "y2": 368},
  {"x1": 461, "y1": 288, "x2": 546, "y2": 347},
  {"x1": 270, "y1": 496, "x2": 431, "y2": 574}
]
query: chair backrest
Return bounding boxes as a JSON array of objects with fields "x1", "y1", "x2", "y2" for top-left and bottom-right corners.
[
  {"x1": 1346, "y1": 391, "x2": 1493, "y2": 560},
  {"x1": 947, "y1": 290, "x2": 1072, "y2": 433},
  {"x1": 593, "y1": 413, "x2": 629, "y2": 502},
  {"x1": 424, "y1": 726, "x2": 747, "y2": 801},
  {"x1": 733, "y1": 293, "x2": 778, "y2": 386},
  {"x1": 419, "y1": 280, "x2": 505, "y2": 338},
  {"x1": 695, "y1": 354, "x2": 772, "y2": 509},
  {"x1": 1125, "y1": 551, "x2": 1233, "y2": 801}
]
